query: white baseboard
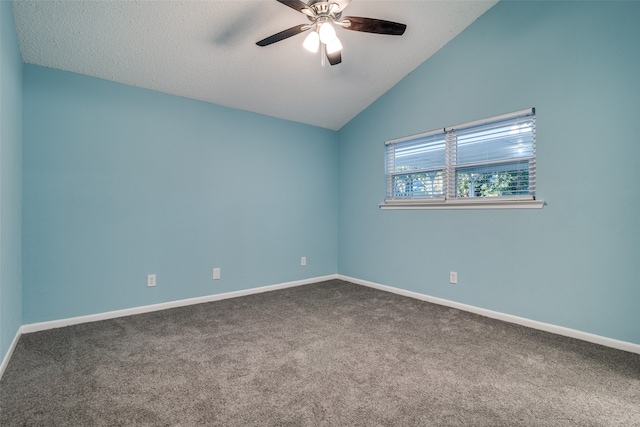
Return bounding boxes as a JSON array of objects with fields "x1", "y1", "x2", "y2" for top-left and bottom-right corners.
[
  {"x1": 0, "y1": 326, "x2": 23, "y2": 379},
  {"x1": 21, "y1": 274, "x2": 339, "y2": 334},
  {"x1": 338, "y1": 274, "x2": 640, "y2": 355},
  {"x1": 8, "y1": 272, "x2": 638, "y2": 379}
]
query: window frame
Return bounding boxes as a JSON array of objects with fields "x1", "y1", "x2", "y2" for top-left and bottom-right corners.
[{"x1": 382, "y1": 108, "x2": 544, "y2": 210}]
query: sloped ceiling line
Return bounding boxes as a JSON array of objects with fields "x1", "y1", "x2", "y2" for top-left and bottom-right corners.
[{"x1": 12, "y1": 0, "x2": 497, "y2": 130}]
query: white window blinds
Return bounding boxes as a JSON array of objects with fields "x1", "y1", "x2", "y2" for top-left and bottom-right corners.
[
  {"x1": 385, "y1": 130, "x2": 446, "y2": 200},
  {"x1": 385, "y1": 108, "x2": 536, "y2": 205}
]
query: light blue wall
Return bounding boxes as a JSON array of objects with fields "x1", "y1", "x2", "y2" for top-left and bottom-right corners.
[
  {"x1": 22, "y1": 65, "x2": 338, "y2": 323},
  {"x1": 0, "y1": 0, "x2": 23, "y2": 359},
  {"x1": 338, "y1": 1, "x2": 640, "y2": 344},
  {"x1": 13, "y1": 1, "x2": 640, "y2": 348}
]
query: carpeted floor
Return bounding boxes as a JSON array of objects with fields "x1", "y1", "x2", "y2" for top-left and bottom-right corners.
[{"x1": 1, "y1": 279, "x2": 639, "y2": 426}]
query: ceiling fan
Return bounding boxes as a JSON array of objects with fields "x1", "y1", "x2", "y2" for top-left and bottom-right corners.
[{"x1": 256, "y1": 0, "x2": 407, "y2": 66}]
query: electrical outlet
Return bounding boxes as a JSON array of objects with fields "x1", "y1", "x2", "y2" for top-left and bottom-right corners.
[
  {"x1": 301, "y1": 257, "x2": 307, "y2": 266},
  {"x1": 449, "y1": 272, "x2": 458, "y2": 284},
  {"x1": 147, "y1": 274, "x2": 156, "y2": 287},
  {"x1": 213, "y1": 268, "x2": 221, "y2": 280}
]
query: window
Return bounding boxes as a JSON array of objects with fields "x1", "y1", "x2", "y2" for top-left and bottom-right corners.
[{"x1": 383, "y1": 108, "x2": 543, "y2": 209}]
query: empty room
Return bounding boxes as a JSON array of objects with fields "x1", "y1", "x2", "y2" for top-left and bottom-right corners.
[{"x1": 1, "y1": 0, "x2": 639, "y2": 425}]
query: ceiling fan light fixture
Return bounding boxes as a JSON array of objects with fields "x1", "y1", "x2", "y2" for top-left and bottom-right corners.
[
  {"x1": 326, "y1": 36, "x2": 343, "y2": 54},
  {"x1": 303, "y1": 31, "x2": 320, "y2": 53},
  {"x1": 319, "y1": 21, "x2": 337, "y2": 44}
]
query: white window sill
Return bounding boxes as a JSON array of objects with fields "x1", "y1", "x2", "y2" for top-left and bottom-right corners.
[{"x1": 380, "y1": 197, "x2": 544, "y2": 210}]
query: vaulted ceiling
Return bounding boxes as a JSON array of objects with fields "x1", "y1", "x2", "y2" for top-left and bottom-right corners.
[{"x1": 11, "y1": 0, "x2": 497, "y2": 130}]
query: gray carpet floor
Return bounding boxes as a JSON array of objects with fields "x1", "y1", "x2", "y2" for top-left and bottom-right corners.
[{"x1": 1, "y1": 279, "x2": 639, "y2": 426}]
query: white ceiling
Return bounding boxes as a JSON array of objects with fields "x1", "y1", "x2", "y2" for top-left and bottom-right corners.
[{"x1": 11, "y1": 0, "x2": 497, "y2": 130}]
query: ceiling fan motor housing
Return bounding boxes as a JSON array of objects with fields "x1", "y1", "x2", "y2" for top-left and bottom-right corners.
[{"x1": 306, "y1": 1, "x2": 342, "y2": 21}]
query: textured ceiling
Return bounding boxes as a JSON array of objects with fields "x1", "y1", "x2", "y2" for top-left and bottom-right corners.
[{"x1": 11, "y1": 0, "x2": 497, "y2": 130}]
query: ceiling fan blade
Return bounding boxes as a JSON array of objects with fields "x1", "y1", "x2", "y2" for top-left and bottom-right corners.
[
  {"x1": 256, "y1": 24, "x2": 310, "y2": 47},
  {"x1": 326, "y1": 46, "x2": 342, "y2": 66},
  {"x1": 342, "y1": 16, "x2": 407, "y2": 36},
  {"x1": 276, "y1": 0, "x2": 313, "y2": 14}
]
